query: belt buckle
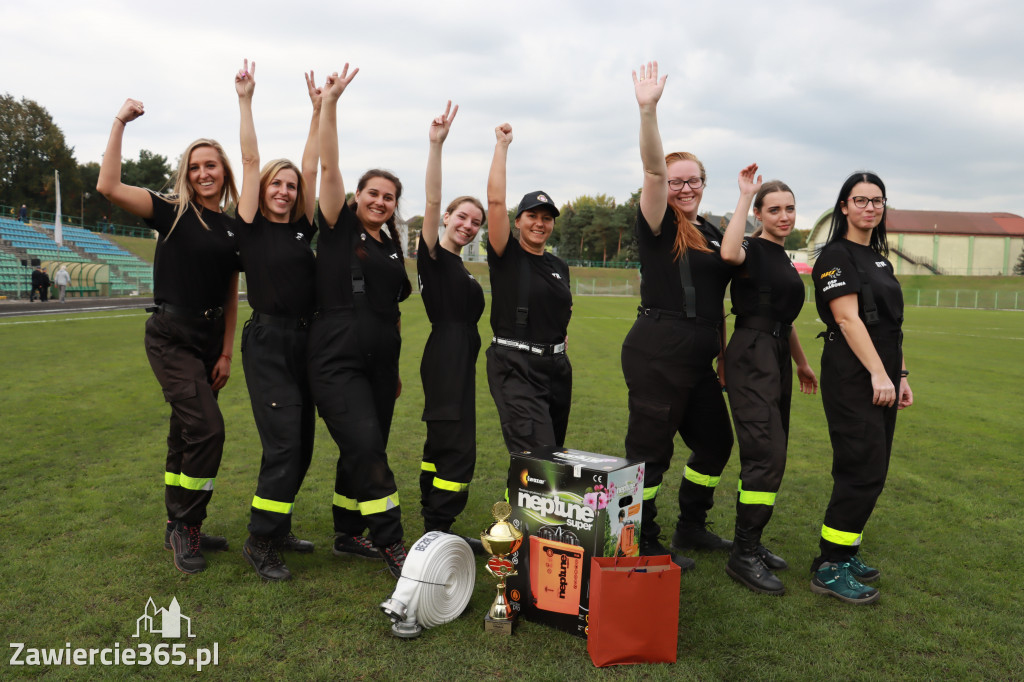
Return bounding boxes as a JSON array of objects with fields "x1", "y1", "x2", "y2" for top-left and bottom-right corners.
[{"x1": 203, "y1": 307, "x2": 223, "y2": 320}]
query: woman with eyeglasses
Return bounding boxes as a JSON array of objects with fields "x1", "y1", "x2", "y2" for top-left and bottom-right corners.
[
  {"x1": 808, "y1": 171, "x2": 912, "y2": 604},
  {"x1": 718, "y1": 168, "x2": 818, "y2": 595},
  {"x1": 621, "y1": 62, "x2": 736, "y2": 571}
]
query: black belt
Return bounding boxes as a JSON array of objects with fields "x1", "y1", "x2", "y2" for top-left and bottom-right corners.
[
  {"x1": 735, "y1": 315, "x2": 792, "y2": 338},
  {"x1": 637, "y1": 306, "x2": 721, "y2": 329},
  {"x1": 491, "y1": 336, "x2": 566, "y2": 356},
  {"x1": 146, "y1": 303, "x2": 223, "y2": 320},
  {"x1": 251, "y1": 311, "x2": 310, "y2": 329}
]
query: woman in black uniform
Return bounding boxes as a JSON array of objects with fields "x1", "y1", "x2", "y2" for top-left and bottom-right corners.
[
  {"x1": 622, "y1": 62, "x2": 735, "y2": 571},
  {"x1": 307, "y1": 65, "x2": 412, "y2": 578},
  {"x1": 720, "y1": 167, "x2": 818, "y2": 594},
  {"x1": 418, "y1": 102, "x2": 486, "y2": 544},
  {"x1": 234, "y1": 60, "x2": 320, "y2": 581},
  {"x1": 485, "y1": 122, "x2": 572, "y2": 454},
  {"x1": 97, "y1": 99, "x2": 240, "y2": 575},
  {"x1": 809, "y1": 172, "x2": 913, "y2": 604}
]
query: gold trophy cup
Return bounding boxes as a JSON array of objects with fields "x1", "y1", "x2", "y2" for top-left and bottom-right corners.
[{"x1": 480, "y1": 501, "x2": 524, "y2": 634}]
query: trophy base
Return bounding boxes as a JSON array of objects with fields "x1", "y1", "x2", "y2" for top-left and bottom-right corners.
[{"x1": 483, "y1": 614, "x2": 517, "y2": 635}]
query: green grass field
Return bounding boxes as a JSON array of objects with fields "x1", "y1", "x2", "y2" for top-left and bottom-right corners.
[{"x1": 1, "y1": 296, "x2": 1022, "y2": 680}]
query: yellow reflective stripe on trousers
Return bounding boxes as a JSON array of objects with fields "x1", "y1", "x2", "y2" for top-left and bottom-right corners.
[
  {"x1": 421, "y1": 462, "x2": 437, "y2": 472},
  {"x1": 332, "y1": 493, "x2": 358, "y2": 511},
  {"x1": 359, "y1": 492, "x2": 400, "y2": 515},
  {"x1": 433, "y1": 477, "x2": 470, "y2": 493},
  {"x1": 252, "y1": 495, "x2": 294, "y2": 515},
  {"x1": 737, "y1": 481, "x2": 776, "y2": 506},
  {"x1": 642, "y1": 484, "x2": 660, "y2": 501},
  {"x1": 821, "y1": 524, "x2": 862, "y2": 547},
  {"x1": 683, "y1": 466, "x2": 721, "y2": 488},
  {"x1": 166, "y1": 472, "x2": 214, "y2": 491}
]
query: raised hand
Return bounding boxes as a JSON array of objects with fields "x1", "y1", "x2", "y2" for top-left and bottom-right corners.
[
  {"x1": 738, "y1": 163, "x2": 763, "y2": 197},
  {"x1": 305, "y1": 70, "x2": 322, "y2": 111},
  {"x1": 235, "y1": 58, "x2": 255, "y2": 99},
  {"x1": 429, "y1": 100, "x2": 459, "y2": 145},
  {"x1": 495, "y1": 122, "x2": 513, "y2": 146},
  {"x1": 633, "y1": 60, "x2": 667, "y2": 109},
  {"x1": 322, "y1": 63, "x2": 359, "y2": 102},
  {"x1": 116, "y1": 98, "x2": 144, "y2": 125}
]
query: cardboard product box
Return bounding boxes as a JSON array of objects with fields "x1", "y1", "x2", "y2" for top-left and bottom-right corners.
[{"x1": 505, "y1": 448, "x2": 644, "y2": 638}]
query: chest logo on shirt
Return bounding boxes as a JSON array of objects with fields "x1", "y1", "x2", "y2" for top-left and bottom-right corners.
[
  {"x1": 875, "y1": 261, "x2": 887, "y2": 268},
  {"x1": 389, "y1": 253, "x2": 399, "y2": 260},
  {"x1": 551, "y1": 272, "x2": 562, "y2": 280},
  {"x1": 296, "y1": 232, "x2": 305, "y2": 240},
  {"x1": 226, "y1": 230, "x2": 235, "y2": 238},
  {"x1": 710, "y1": 240, "x2": 721, "y2": 248}
]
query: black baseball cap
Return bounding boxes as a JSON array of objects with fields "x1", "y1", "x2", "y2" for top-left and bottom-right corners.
[{"x1": 515, "y1": 190, "x2": 560, "y2": 218}]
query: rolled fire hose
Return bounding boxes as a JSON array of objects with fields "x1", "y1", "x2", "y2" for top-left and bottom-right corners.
[{"x1": 379, "y1": 531, "x2": 476, "y2": 638}]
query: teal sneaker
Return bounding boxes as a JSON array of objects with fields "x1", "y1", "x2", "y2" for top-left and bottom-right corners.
[
  {"x1": 810, "y1": 562, "x2": 879, "y2": 604},
  {"x1": 847, "y1": 554, "x2": 880, "y2": 583}
]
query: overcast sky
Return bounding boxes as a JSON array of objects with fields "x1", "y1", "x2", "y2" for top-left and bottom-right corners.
[{"x1": 3, "y1": 0, "x2": 1022, "y2": 230}]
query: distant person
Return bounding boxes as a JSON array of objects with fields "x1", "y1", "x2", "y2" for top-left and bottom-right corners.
[
  {"x1": 809, "y1": 171, "x2": 913, "y2": 605},
  {"x1": 719, "y1": 169, "x2": 818, "y2": 595},
  {"x1": 55, "y1": 265, "x2": 71, "y2": 302},
  {"x1": 234, "y1": 60, "x2": 320, "y2": 581},
  {"x1": 18, "y1": 204, "x2": 27, "y2": 222},
  {"x1": 417, "y1": 101, "x2": 486, "y2": 549},
  {"x1": 485, "y1": 122, "x2": 572, "y2": 455},
  {"x1": 97, "y1": 97, "x2": 241, "y2": 576},
  {"x1": 622, "y1": 62, "x2": 735, "y2": 571},
  {"x1": 29, "y1": 267, "x2": 43, "y2": 301},
  {"x1": 37, "y1": 267, "x2": 51, "y2": 302}
]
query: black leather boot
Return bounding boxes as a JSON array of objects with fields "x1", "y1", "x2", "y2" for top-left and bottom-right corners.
[{"x1": 726, "y1": 527, "x2": 784, "y2": 595}]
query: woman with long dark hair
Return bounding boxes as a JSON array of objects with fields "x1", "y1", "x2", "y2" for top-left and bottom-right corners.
[
  {"x1": 97, "y1": 100, "x2": 240, "y2": 575},
  {"x1": 234, "y1": 60, "x2": 320, "y2": 581},
  {"x1": 809, "y1": 171, "x2": 912, "y2": 604},
  {"x1": 621, "y1": 62, "x2": 735, "y2": 571},
  {"x1": 307, "y1": 65, "x2": 412, "y2": 578},
  {"x1": 719, "y1": 167, "x2": 818, "y2": 594},
  {"x1": 417, "y1": 102, "x2": 486, "y2": 544}
]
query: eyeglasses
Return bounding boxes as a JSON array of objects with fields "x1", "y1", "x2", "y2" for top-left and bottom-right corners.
[
  {"x1": 848, "y1": 196, "x2": 886, "y2": 209},
  {"x1": 668, "y1": 177, "x2": 705, "y2": 190}
]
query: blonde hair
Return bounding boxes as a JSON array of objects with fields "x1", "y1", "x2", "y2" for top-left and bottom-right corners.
[
  {"x1": 258, "y1": 159, "x2": 306, "y2": 223},
  {"x1": 664, "y1": 152, "x2": 710, "y2": 260},
  {"x1": 445, "y1": 195, "x2": 486, "y2": 224},
  {"x1": 165, "y1": 139, "x2": 239, "y2": 238}
]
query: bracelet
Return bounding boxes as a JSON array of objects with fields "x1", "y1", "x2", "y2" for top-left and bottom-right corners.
[
  {"x1": 220, "y1": 354, "x2": 232, "y2": 362},
  {"x1": 899, "y1": 370, "x2": 909, "y2": 378},
  {"x1": 114, "y1": 116, "x2": 127, "y2": 126}
]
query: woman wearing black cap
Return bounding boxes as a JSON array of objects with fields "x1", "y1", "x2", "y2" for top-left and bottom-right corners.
[{"x1": 485, "y1": 122, "x2": 572, "y2": 454}]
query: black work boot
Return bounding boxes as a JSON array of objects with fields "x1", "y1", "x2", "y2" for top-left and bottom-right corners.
[
  {"x1": 756, "y1": 544, "x2": 789, "y2": 571},
  {"x1": 169, "y1": 521, "x2": 207, "y2": 575},
  {"x1": 277, "y1": 532, "x2": 315, "y2": 553},
  {"x1": 243, "y1": 535, "x2": 292, "y2": 582},
  {"x1": 165, "y1": 520, "x2": 228, "y2": 552},
  {"x1": 725, "y1": 527, "x2": 784, "y2": 595},
  {"x1": 672, "y1": 521, "x2": 733, "y2": 552},
  {"x1": 639, "y1": 535, "x2": 695, "y2": 572}
]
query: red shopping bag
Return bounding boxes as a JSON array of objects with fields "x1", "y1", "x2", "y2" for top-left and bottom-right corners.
[{"x1": 587, "y1": 555, "x2": 680, "y2": 667}]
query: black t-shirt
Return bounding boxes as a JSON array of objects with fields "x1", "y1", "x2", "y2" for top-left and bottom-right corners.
[
  {"x1": 636, "y1": 205, "x2": 734, "y2": 319},
  {"x1": 730, "y1": 237, "x2": 805, "y2": 324},
  {"x1": 145, "y1": 192, "x2": 240, "y2": 309},
  {"x1": 486, "y1": 233, "x2": 572, "y2": 344},
  {"x1": 812, "y1": 239, "x2": 903, "y2": 332},
  {"x1": 236, "y1": 212, "x2": 317, "y2": 317},
  {"x1": 417, "y1": 235, "x2": 485, "y2": 325},
  {"x1": 314, "y1": 203, "x2": 411, "y2": 316}
]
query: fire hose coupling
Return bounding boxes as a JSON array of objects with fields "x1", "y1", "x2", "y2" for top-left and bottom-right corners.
[{"x1": 379, "y1": 531, "x2": 476, "y2": 639}]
